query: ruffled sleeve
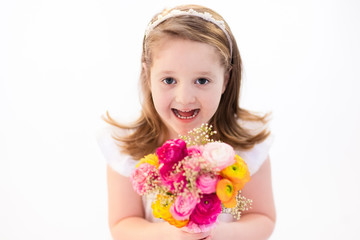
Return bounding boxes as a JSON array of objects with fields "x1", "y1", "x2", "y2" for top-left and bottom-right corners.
[
  {"x1": 96, "y1": 124, "x2": 137, "y2": 177},
  {"x1": 235, "y1": 120, "x2": 274, "y2": 176}
]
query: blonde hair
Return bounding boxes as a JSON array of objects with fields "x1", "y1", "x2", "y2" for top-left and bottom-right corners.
[{"x1": 102, "y1": 4, "x2": 270, "y2": 160}]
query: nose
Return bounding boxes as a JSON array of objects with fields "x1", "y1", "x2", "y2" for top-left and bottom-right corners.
[{"x1": 175, "y1": 82, "x2": 196, "y2": 105}]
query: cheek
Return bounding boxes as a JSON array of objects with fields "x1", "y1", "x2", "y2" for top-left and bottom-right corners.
[
  {"x1": 209, "y1": 99, "x2": 222, "y2": 114},
  {"x1": 151, "y1": 86, "x2": 170, "y2": 110},
  {"x1": 151, "y1": 89, "x2": 161, "y2": 110},
  {"x1": 150, "y1": 80, "x2": 160, "y2": 100},
  {"x1": 201, "y1": 89, "x2": 223, "y2": 114}
]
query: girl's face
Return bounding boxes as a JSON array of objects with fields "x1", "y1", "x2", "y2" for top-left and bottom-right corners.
[{"x1": 149, "y1": 37, "x2": 228, "y2": 139}]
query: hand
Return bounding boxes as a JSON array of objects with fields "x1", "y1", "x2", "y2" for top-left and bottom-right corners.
[
  {"x1": 163, "y1": 224, "x2": 212, "y2": 240},
  {"x1": 177, "y1": 229, "x2": 212, "y2": 240}
]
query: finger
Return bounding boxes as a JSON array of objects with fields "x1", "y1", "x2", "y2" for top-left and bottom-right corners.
[
  {"x1": 194, "y1": 232, "x2": 211, "y2": 239},
  {"x1": 180, "y1": 229, "x2": 211, "y2": 240},
  {"x1": 199, "y1": 236, "x2": 211, "y2": 240}
]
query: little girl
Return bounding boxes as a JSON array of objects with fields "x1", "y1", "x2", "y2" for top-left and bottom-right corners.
[{"x1": 97, "y1": 4, "x2": 276, "y2": 240}]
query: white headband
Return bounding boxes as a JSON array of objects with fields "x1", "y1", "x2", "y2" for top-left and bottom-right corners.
[{"x1": 145, "y1": 9, "x2": 233, "y2": 57}]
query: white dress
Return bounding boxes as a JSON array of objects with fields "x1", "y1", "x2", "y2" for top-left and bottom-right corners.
[{"x1": 96, "y1": 121, "x2": 273, "y2": 223}]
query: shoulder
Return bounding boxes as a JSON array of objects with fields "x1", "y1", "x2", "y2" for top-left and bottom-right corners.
[
  {"x1": 95, "y1": 121, "x2": 137, "y2": 177},
  {"x1": 236, "y1": 119, "x2": 274, "y2": 176}
]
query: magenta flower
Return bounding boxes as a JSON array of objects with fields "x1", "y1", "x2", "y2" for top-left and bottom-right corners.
[
  {"x1": 157, "y1": 139, "x2": 188, "y2": 165},
  {"x1": 188, "y1": 193, "x2": 221, "y2": 228},
  {"x1": 130, "y1": 163, "x2": 158, "y2": 195},
  {"x1": 196, "y1": 174, "x2": 220, "y2": 194},
  {"x1": 157, "y1": 139, "x2": 188, "y2": 191},
  {"x1": 202, "y1": 142, "x2": 235, "y2": 171},
  {"x1": 170, "y1": 191, "x2": 199, "y2": 221}
]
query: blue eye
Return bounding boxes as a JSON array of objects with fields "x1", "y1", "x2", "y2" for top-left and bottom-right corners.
[
  {"x1": 162, "y1": 77, "x2": 176, "y2": 84},
  {"x1": 196, "y1": 78, "x2": 209, "y2": 85}
]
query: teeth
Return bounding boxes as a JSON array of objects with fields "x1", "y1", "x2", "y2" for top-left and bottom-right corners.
[{"x1": 173, "y1": 109, "x2": 199, "y2": 119}]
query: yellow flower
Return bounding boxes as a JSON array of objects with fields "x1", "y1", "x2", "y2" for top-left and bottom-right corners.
[
  {"x1": 136, "y1": 154, "x2": 159, "y2": 168},
  {"x1": 220, "y1": 154, "x2": 250, "y2": 190},
  {"x1": 151, "y1": 194, "x2": 189, "y2": 228},
  {"x1": 152, "y1": 195, "x2": 173, "y2": 219}
]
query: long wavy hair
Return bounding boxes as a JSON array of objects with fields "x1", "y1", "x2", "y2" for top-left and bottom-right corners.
[{"x1": 103, "y1": 4, "x2": 271, "y2": 160}]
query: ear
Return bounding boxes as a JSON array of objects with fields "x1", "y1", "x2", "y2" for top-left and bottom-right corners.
[{"x1": 222, "y1": 68, "x2": 231, "y2": 94}]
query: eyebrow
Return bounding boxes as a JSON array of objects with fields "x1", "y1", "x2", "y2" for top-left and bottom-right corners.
[
  {"x1": 196, "y1": 71, "x2": 215, "y2": 76},
  {"x1": 158, "y1": 70, "x2": 175, "y2": 75},
  {"x1": 157, "y1": 70, "x2": 215, "y2": 76}
]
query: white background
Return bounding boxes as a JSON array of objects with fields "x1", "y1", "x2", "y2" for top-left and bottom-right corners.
[{"x1": 1, "y1": 0, "x2": 360, "y2": 239}]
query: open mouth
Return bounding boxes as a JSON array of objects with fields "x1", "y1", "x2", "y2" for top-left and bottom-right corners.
[{"x1": 172, "y1": 108, "x2": 200, "y2": 120}]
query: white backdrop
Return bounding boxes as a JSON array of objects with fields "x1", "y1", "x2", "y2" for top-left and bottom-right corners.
[{"x1": 1, "y1": 0, "x2": 360, "y2": 239}]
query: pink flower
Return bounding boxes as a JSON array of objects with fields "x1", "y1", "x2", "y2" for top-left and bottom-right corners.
[
  {"x1": 159, "y1": 170, "x2": 186, "y2": 192},
  {"x1": 183, "y1": 158, "x2": 200, "y2": 173},
  {"x1": 187, "y1": 193, "x2": 221, "y2": 232},
  {"x1": 182, "y1": 146, "x2": 203, "y2": 172},
  {"x1": 202, "y1": 142, "x2": 235, "y2": 171},
  {"x1": 185, "y1": 219, "x2": 216, "y2": 233},
  {"x1": 187, "y1": 145, "x2": 203, "y2": 157},
  {"x1": 157, "y1": 139, "x2": 188, "y2": 165},
  {"x1": 196, "y1": 174, "x2": 220, "y2": 194},
  {"x1": 130, "y1": 163, "x2": 158, "y2": 195},
  {"x1": 170, "y1": 191, "x2": 199, "y2": 221}
]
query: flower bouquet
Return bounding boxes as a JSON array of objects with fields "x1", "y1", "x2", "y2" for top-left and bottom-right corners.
[{"x1": 130, "y1": 124, "x2": 252, "y2": 233}]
